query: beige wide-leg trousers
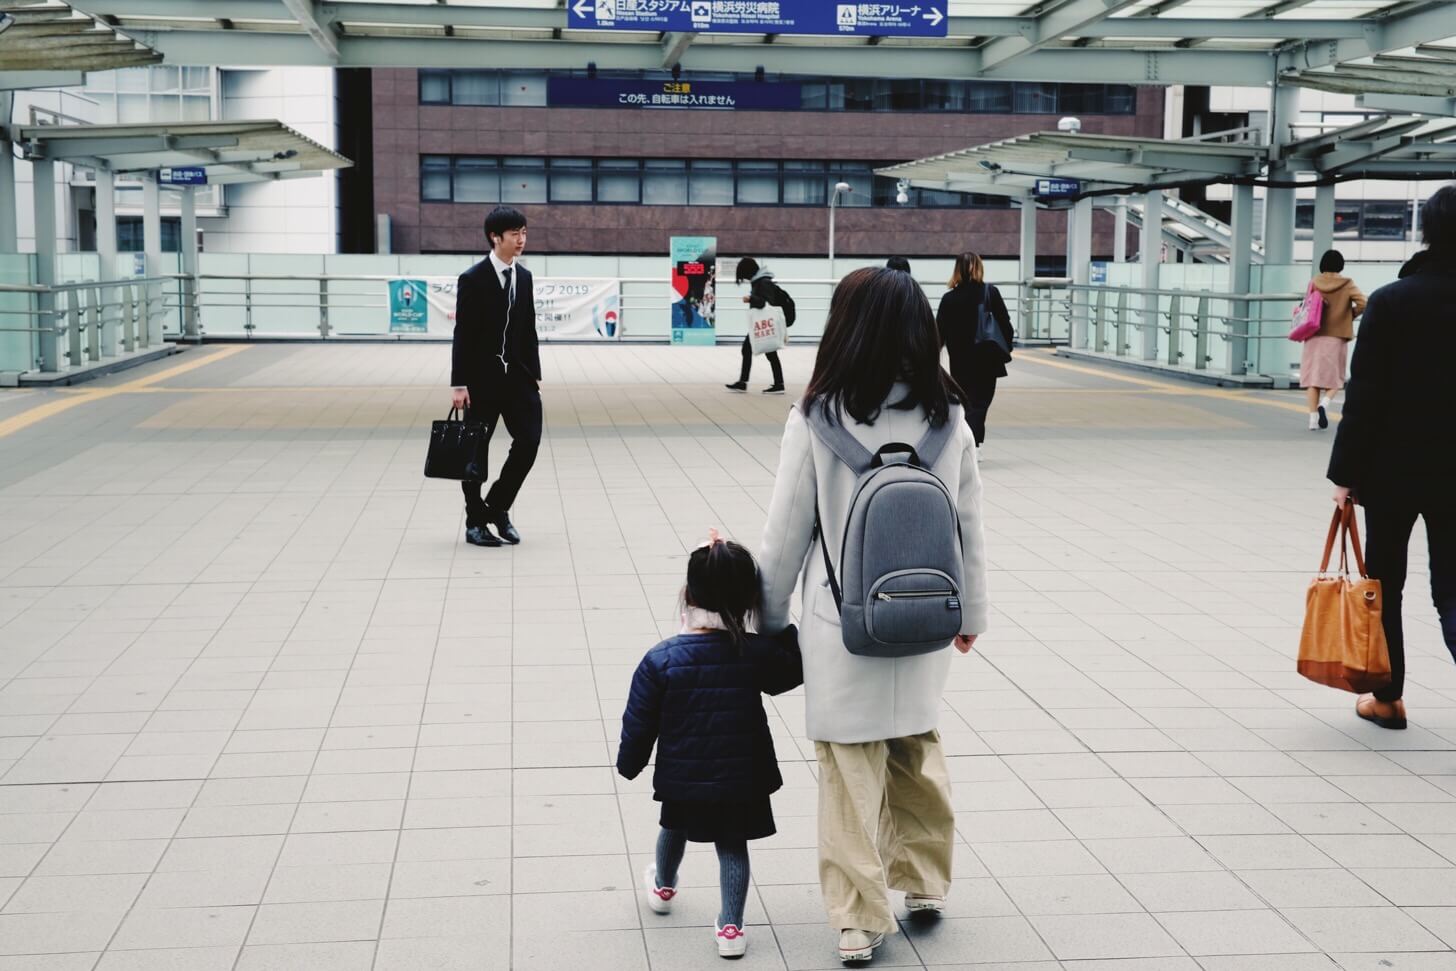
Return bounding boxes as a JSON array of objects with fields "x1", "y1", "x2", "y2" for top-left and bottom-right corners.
[{"x1": 814, "y1": 730, "x2": 955, "y2": 935}]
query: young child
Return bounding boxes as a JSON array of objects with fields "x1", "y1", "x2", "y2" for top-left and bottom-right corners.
[{"x1": 617, "y1": 530, "x2": 802, "y2": 959}]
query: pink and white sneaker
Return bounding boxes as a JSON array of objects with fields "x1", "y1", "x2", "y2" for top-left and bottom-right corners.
[
  {"x1": 716, "y1": 922, "x2": 748, "y2": 958},
  {"x1": 643, "y1": 865, "x2": 677, "y2": 915}
]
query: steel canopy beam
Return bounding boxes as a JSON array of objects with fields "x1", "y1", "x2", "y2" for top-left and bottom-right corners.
[
  {"x1": 279, "y1": 0, "x2": 339, "y2": 61},
  {"x1": 1063, "y1": 145, "x2": 1260, "y2": 176},
  {"x1": 1278, "y1": 2, "x2": 1456, "y2": 72},
  {"x1": 1358, "y1": 92, "x2": 1456, "y2": 116},
  {"x1": 23, "y1": 133, "x2": 243, "y2": 160},
  {"x1": 977, "y1": 0, "x2": 1142, "y2": 73},
  {"x1": 660, "y1": 31, "x2": 694, "y2": 69}
]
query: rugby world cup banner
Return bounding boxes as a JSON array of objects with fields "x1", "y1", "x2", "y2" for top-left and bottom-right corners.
[{"x1": 386, "y1": 277, "x2": 621, "y2": 339}]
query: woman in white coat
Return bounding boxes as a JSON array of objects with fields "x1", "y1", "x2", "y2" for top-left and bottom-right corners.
[{"x1": 758, "y1": 267, "x2": 988, "y2": 963}]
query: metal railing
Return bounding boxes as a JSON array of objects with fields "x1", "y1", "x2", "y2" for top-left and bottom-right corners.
[
  {"x1": 0, "y1": 275, "x2": 189, "y2": 374},
  {"x1": 192, "y1": 272, "x2": 848, "y2": 341}
]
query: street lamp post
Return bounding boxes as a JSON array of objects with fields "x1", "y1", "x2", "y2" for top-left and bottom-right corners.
[{"x1": 828, "y1": 181, "x2": 852, "y2": 269}]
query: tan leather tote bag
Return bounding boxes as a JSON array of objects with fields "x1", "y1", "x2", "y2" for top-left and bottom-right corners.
[{"x1": 1297, "y1": 504, "x2": 1392, "y2": 693}]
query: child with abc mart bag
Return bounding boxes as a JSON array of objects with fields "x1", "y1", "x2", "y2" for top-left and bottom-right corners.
[{"x1": 617, "y1": 531, "x2": 802, "y2": 958}]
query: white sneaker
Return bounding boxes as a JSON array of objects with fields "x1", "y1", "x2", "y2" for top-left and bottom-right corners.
[
  {"x1": 716, "y1": 922, "x2": 748, "y2": 958},
  {"x1": 904, "y1": 893, "x2": 945, "y2": 915},
  {"x1": 1308, "y1": 412, "x2": 1320, "y2": 431},
  {"x1": 838, "y1": 929, "x2": 885, "y2": 963},
  {"x1": 643, "y1": 865, "x2": 676, "y2": 915}
]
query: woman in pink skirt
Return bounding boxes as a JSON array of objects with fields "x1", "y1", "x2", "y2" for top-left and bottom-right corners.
[{"x1": 1303, "y1": 249, "x2": 1366, "y2": 431}]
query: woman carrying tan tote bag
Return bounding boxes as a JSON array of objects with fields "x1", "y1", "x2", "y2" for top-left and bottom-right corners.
[{"x1": 1297, "y1": 503, "x2": 1392, "y2": 695}]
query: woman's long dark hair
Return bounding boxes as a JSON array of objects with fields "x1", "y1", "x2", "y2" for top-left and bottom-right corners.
[
  {"x1": 802, "y1": 267, "x2": 958, "y2": 428},
  {"x1": 684, "y1": 539, "x2": 761, "y2": 651}
]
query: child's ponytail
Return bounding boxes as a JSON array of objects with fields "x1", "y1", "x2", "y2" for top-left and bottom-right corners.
[{"x1": 685, "y1": 534, "x2": 762, "y2": 652}]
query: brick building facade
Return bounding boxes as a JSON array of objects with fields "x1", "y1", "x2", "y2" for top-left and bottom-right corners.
[{"x1": 366, "y1": 69, "x2": 1164, "y2": 263}]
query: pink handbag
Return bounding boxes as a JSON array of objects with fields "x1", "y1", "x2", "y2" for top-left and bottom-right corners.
[{"x1": 1289, "y1": 281, "x2": 1325, "y2": 342}]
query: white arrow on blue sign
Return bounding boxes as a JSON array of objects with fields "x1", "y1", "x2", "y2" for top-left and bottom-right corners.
[{"x1": 569, "y1": 1, "x2": 949, "y2": 38}]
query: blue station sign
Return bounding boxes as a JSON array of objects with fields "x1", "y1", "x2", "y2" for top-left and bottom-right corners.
[
  {"x1": 159, "y1": 166, "x2": 208, "y2": 186},
  {"x1": 567, "y1": 1, "x2": 949, "y2": 38},
  {"x1": 547, "y1": 77, "x2": 801, "y2": 111},
  {"x1": 1034, "y1": 178, "x2": 1081, "y2": 198}
]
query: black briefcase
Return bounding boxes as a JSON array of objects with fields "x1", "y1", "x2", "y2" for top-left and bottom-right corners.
[{"x1": 424, "y1": 408, "x2": 487, "y2": 480}]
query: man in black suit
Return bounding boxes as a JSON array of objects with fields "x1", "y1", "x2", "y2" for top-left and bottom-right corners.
[{"x1": 450, "y1": 206, "x2": 542, "y2": 547}]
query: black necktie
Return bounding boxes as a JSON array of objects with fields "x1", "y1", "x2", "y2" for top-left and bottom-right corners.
[
  {"x1": 498, "y1": 267, "x2": 514, "y2": 372},
  {"x1": 501, "y1": 267, "x2": 514, "y2": 312}
]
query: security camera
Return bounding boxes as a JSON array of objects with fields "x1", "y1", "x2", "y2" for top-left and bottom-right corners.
[
  {"x1": 1057, "y1": 116, "x2": 1082, "y2": 133},
  {"x1": 835, "y1": 181, "x2": 852, "y2": 193},
  {"x1": 895, "y1": 179, "x2": 910, "y2": 205}
]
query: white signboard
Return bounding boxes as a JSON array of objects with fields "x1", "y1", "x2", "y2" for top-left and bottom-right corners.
[{"x1": 390, "y1": 277, "x2": 622, "y2": 339}]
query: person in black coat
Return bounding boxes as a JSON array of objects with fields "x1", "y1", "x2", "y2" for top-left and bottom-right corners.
[
  {"x1": 937, "y1": 251, "x2": 1014, "y2": 447},
  {"x1": 1328, "y1": 185, "x2": 1456, "y2": 732},
  {"x1": 618, "y1": 535, "x2": 801, "y2": 958},
  {"x1": 450, "y1": 206, "x2": 541, "y2": 548}
]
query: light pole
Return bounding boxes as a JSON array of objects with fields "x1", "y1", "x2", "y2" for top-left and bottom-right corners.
[{"x1": 828, "y1": 181, "x2": 851, "y2": 268}]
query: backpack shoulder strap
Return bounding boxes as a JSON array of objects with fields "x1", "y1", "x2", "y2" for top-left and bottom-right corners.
[
  {"x1": 913, "y1": 417, "x2": 957, "y2": 471},
  {"x1": 800, "y1": 403, "x2": 874, "y2": 474}
]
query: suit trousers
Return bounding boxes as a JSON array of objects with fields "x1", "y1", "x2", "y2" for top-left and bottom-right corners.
[
  {"x1": 1362, "y1": 501, "x2": 1456, "y2": 702},
  {"x1": 460, "y1": 372, "x2": 542, "y2": 523},
  {"x1": 814, "y1": 730, "x2": 954, "y2": 935}
]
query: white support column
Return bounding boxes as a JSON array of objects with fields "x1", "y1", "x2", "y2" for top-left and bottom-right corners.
[
  {"x1": 1141, "y1": 189, "x2": 1164, "y2": 361},
  {"x1": 1070, "y1": 197, "x2": 1093, "y2": 349},
  {"x1": 1312, "y1": 182, "x2": 1336, "y2": 262},
  {"x1": 95, "y1": 169, "x2": 118, "y2": 356},
  {"x1": 1113, "y1": 196, "x2": 1128, "y2": 263},
  {"x1": 1019, "y1": 195, "x2": 1038, "y2": 341},
  {"x1": 179, "y1": 185, "x2": 199, "y2": 339},
  {"x1": 33, "y1": 157, "x2": 59, "y2": 372},
  {"x1": 0, "y1": 92, "x2": 16, "y2": 254},
  {"x1": 1263, "y1": 83, "x2": 1300, "y2": 267},
  {"x1": 142, "y1": 174, "x2": 163, "y2": 345},
  {"x1": 1229, "y1": 182, "x2": 1255, "y2": 377}
]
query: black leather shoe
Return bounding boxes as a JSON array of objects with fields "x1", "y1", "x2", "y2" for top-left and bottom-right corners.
[
  {"x1": 489, "y1": 511, "x2": 521, "y2": 545},
  {"x1": 466, "y1": 525, "x2": 502, "y2": 547}
]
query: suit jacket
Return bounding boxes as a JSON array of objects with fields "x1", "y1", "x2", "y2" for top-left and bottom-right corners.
[
  {"x1": 1327, "y1": 249, "x2": 1456, "y2": 505},
  {"x1": 937, "y1": 282, "x2": 1015, "y2": 379},
  {"x1": 450, "y1": 258, "x2": 540, "y2": 388}
]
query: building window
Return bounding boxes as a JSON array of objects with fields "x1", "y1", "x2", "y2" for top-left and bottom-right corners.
[
  {"x1": 642, "y1": 159, "x2": 687, "y2": 205},
  {"x1": 597, "y1": 159, "x2": 641, "y2": 203},
  {"x1": 549, "y1": 158, "x2": 594, "y2": 203},
  {"x1": 421, "y1": 155, "x2": 1014, "y2": 210},
  {"x1": 420, "y1": 70, "x2": 451, "y2": 105},
  {"x1": 1295, "y1": 199, "x2": 1415, "y2": 241},
  {"x1": 689, "y1": 160, "x2": 734, "y2": 206},
  {"x1": 116, "y1": 217, "x2": 181, "y2": 252},
  {"x1": 500, "y1": 157, "x2": 547, "y2": 203},
  {"x1": 736, "y1": 161, "x2": 779, "y2": 205}
]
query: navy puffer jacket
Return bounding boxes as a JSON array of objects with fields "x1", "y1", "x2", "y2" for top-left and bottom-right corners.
[{"x1": 617, "y1": 627, "x2": 801, "y2": 802}]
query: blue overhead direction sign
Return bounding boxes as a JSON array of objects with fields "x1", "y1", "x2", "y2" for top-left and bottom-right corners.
[
  {"x1": 1035, "y1": 178, "x2": 1081, "y2": 198},
  {"x1": 567, "y1": 1, "x2": 949, "y2": 38},
  {"x1": 159, "y1": 166, "x2": 207, "y2": 186}
]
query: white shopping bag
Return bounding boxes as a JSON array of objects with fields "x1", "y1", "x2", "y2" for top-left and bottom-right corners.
[{"x1": 748, "y1": 305, "x2": 786, "y2": 355}]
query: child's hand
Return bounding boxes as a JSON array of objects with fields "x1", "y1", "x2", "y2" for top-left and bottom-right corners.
[{"x1": 954, "y1": 634, "x2": 977, "y2": 654}]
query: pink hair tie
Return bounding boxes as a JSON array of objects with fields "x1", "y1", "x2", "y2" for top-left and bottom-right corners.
[{"x1": 707, "y1": 527, "x2": 723, "y2": 546}]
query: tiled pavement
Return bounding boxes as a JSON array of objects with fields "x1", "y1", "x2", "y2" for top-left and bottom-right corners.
[{"x1": 1, "y1": 342, "x2": 1454, "y2": 971}]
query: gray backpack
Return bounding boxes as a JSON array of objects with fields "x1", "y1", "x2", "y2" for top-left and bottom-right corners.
[{"x1": 804, "y1": 406, "x2": 965, "y2": 658}]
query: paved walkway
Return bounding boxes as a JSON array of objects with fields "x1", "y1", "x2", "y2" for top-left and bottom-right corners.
[{"x1": 1, "y1": 343, "x2": 1453, "y2": 971}]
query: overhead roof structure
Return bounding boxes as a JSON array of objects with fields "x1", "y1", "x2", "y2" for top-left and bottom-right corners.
[
  {"x1": 15, "y1": 119, "x2": 353, "y2": 183},
  {"x1": 57, "y1": 0, "x2": 1456, "y2": 89},
  {"x1": 876, "y1": 131, "x2": 1269, "y2": 201},
  {"x1": 878, "y1": 118, "x2": 1456, "y2": 201},
  {"x1": 0, "y1": 0, "x2": 160, "y2": 80}
]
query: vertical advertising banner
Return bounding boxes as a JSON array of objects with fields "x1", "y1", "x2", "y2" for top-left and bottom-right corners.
[
  {"x1": 670, "y1": 236, "x2": 717, "y2": 346},
  {"x1": 388, "y1": 278, "x2": 429, "y2": 333}
]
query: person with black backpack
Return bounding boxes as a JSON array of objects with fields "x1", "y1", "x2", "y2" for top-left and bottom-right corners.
[
  {"x1": 937, "y1": 252, "x2": 1014, "y2": 449},
  {"x1": 756, "y1": 267, "x2": 989, "y2": 964},
  {"x1": 726, "y1": 257, "x2": 793, "y2": 395}
]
